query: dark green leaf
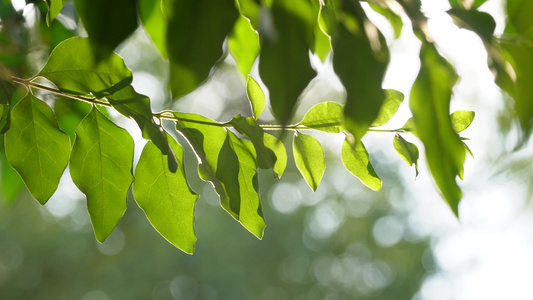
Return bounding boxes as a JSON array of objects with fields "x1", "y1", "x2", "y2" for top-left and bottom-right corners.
[
  {"x1": 229, "y1": 114, "x2": 276, "y2": 169},
  {"x1": 246, "y1": 76, "x2": 265, "y2": 119},
  {"x1": 228, "y1": 16, "x2": 260, "y2": 77},
  {"x1": 38, "y1": 37, "x2": 132, "y2": 98},
  {"x1": 74, "y1": 0, "x2": 138, "y2": 61},
  {"x1": 0, "y1": 65, "x2": 13, "y2": 132},
  {"x1": 298, "y1": 101, "x2": 344, "y2": 133},
  {"x1": 447, "y1": 8, "x2": 496, "y2": 42},
  {"x1": 264, "y1": 133, "x2": 287, "y2": 178},
  {"x1": 174, "y1": 112, "x2": 265, "y2": 238},
  {"x1": 236, "y1": 0, "x2": 261, "y2": 29},
  {"x1": 371, "y1": 89, "x2": 405, "y2": 127},
  {"x1": 133, "y1": 134, "x2": 198, "y2": 253},
  {"x1": 450, "y1": 110, "x2": 475, "y2": 133},
  {"x1": 393, "y1": 134, "x2": 419, "y2": 177},
  {"x1": 332, "y1": 2, "x2": 388, "y2": 143},
  {"x1": 166, "y1": 0, "x2": 239, "y2": 98},
  {"x1": 138, "y1": 0, "x2": 167, "y2": 57},
  {"x1": 341, "y1": 136, "x2": 382, "y2": 191},
  {"x1": 258, "y1": 0, "x2": 316, "y2": 125},
  {"x1": 293, "y1": 132, "x2": 325, "y2": 191},
  {"x1": 410, "y1": 43, "x2": 465, "y2": 216},
  {"x1": 0, "y1": 147, "x2": 25, "y2": 204},
  {"x1": 4, "y1": 95, "x2": 70, "y2": 204},
  {"x1": 107, "y1": 85, "x2": 177, "y2": 172},
  {"x1": 44, "y1": 0, "x2": 62, "y2": 27},
  {"x1": 70, "y1": 106, "x2": 134, "y2": 242}
]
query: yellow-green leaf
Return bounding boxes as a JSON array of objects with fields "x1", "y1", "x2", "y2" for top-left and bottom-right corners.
[
  {"x1": 246, "y1": 76, "x2": 265, "y2": 120},
  {"x1": 298, "y1": 101, "x2": 344, "y2": 133},
  {"x1": 264, "y1": 133, "x2": 287, "y2": 178},
  {"x1": 450, "y1": 110, "x2": 475, "y2": 133},
  {"x1": 293, "y1": 132, "x2": 325, "y2": 191},
  {"x1": 70, "y1": 107, "x2": 134, "y2": 242},
  {"x1": 133, "y1": 134, "x2": 198, "y2": 253},
  {"x1": 5, "y1": 95, "x2": 70, "y2": 204},
  {"x1": 393, "y1": 134, "x2": 419, "y2": 177},
  {"x1": 341, "y1": 137, "x2": 382, "y2": 191}
]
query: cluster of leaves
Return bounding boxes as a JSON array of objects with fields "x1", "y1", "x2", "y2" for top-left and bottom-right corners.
[{"x1": 0, "y1": 0, "x2": 528, "y2": 253}]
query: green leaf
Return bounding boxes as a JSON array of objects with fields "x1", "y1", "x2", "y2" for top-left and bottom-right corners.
[
  {"x1": 44, "y1": 0, "x2": 63, "y2": 27},
  {"x1": 371, "y1": 89, "x2": 405, "y2": 127},
  {"x1": 448, "y1": 0, "x2": 488, "y2": 9},
  {"x1": 107, "y1": 85, "x2": 177, "y2": 172},
  {"x1": 236, "y1": 0, "x2": 261, "y2": 29},
  {"x1": 450, "y1": 110, "x2": 475, "y2": 133},
  {"x1": 312, "y1": 0, "x2": 332, "y2": 62},
  {"x1": 226, "y1": 131, "x2": 266, "y2": 238},
  {"x1": 4, "y1": 95, "x2": 70, "y2": 204},
  {"x1": 74, "y1": 0, "x2": 138, "y2": 61},
  {"x1": 332, "y1": 2, "x2": 388, "y2": 143},
  {"x1": 166, "y1": 0, "x2": 239, "y2": 98},
  {"x1": 70, "y1": 106, "x2": 134, "y2": 242},
  {"x1": 410, "y1": 43, "x2": 465, "y2": 216},
  {"x1": 341, "y1": 137, "x2": 382, "y2": 191},
  {"x1": 463, "y1": 141, "x2": 474, "y2": 158},
  {"x1": 174, "y1": 112, "x2": 265, "y2": 238},
  {"x1": 399, "y1": 117, "x2": 417, "y2": 136},
  {"x1": 298, "y1": 101, "x2": 344, "y2": 133},
  {"x1": 447, "y1": 8, "x2": 496, "y2": 42},
  {"x1": 264, "y1": 133, "x2": 287, "y2": 178},
  {"x1": 293, "y1": 132, "x2": 325, "y2": 191},
  {"x1": 228, "y1": 114, "x2": 276, "y2": 169},
  {"x1": 369, "y1": 2, "x2": 403, "y2": 39},
  {"x1": 133, "y1": 134, "x2": 198, "y2": 253},
  {"x1": 258, "y1": 0, "x2": 316, "y2": 125},
  {"x1": 228, "y1": 16, "x2": 260, "y2": 77},
  {"x1": 0, "y1": 147, "x2": 25, "y2": 204},
  {"x1": 246, "y1": 76, "x2": 265, "y2": 120},
  {"x1": 138, "y1": 0, "x2": 167, "y2": 58},
  {"x1": 38, "y1": 37, "x2": 132, "y2": 98},
  {"x1": 0, "y1": 65, "x2": 13, "y2": 133},
  {"x1": 393, "y1": 134, "x2": 419, "y2": 177}
]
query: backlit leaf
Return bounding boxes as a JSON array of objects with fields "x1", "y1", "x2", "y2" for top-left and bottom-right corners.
[
  {"x1": 258, "y1": 0, "x2": 316, "y2": 125},
  {"x1": 393, "y1": 134, "x2": 419, "y2": 177},
  {"x1": 38, "y1": 37, "x2": 132, "y2": 98},
  {"x1": 447, "y1": 8, "x2": 496, "y2": 42},
  {"x1": 5, "y1": 95, "x2": 70, "y2": 204},
  {"x1": 44, "y1": 0, "x2": 63, "y2": 27},
  {"x1": 264, "y1": 133, "x2": 287, "y2": 178},
  {"x1": 133, "y1": 134, "x2": 198, "y2": 253},
  {"x1": 70, "y1": 106, "x2": 134, "y2": 242},
  {"x1": 450, "y1": 110, "x2": 475, "y2": 133},
  {"x1": 229, "y1": 114, "x2": 276, "y2": 169},
  {"x1": 0, "y1": 64, "x2": 13, "y2": 132},
  {"x1": 293, "y1": 132, "x2": 325, "y2": 191},
  {"x1": 74, "y1": 0, "x2": 138, "y2": 61},
  {"x1": 138, "y1": 0, "x2": 167, "y2": 57},
  {"x1": 246, "y1": 76, "x2": 265, "y2": 119},
  {"x1": 341, "y1": 137, "x2": 382, "y2": 191},
  {"x1": 107, "y1": 85, "x2": 177, "y2": 172},
  {"x1": 298, "y1": 101, "x2": 344, "y2": 133},
  {"x1": 371, "y1": 89, "x2": 405, "y2": 127},
  {"x1": 410, "y1": 43, "x2": 465, "y2": 216},
  {"x1": 174, "y1": 112, "x2": 265, "y2": 238},
  {"x1": 369, "y1": 2, "x2": 403, "y2": 39},
  {"x1": 228, "y1": 16, "x2": 260, "y2": 77},
  {"x1": 166, "y1": 0, "x2": 239, "y2": 98}
]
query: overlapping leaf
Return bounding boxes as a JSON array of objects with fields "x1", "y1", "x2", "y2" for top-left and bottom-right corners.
[
  {"x1": 228, "y1": 16, "x2": 260, "y2": 77},
  {"x1": 293, "y1": 132, "x2": 325, "y2": 191},
  {"x1": 133, "y1": 134, "x2": 198, "y2": 254},
  {"x1": 332, "y1": 1, "x2": 388, "y2": 143},
  {"x1": 341, "y1": 137, "x2": 382, "y2": 191},
  {"x1": 258, "y1": 0, "x2": 316, "y2": 125},
  {"x1": 371, "y1": 90, "x2": 405, "y2": 127},
  {"x1": 447, "y1": 8, "x2": 496, "y2": 42},
  {"x1": 74, "y1": 0, "x2": 138, "y2": 60},
  {"x1": 165, "y1": 0, "x2": 239, "y2": 98},
  {"x1": 4, "y1": 95, "x2": 70, "y2": 204},
  {"x1": 44, "y1": 0, "x2": 63, "y2": 27},
  {"x1": 70, "y1": 106, "x2": 134, "y2": 242},
  {"x1": 174, "y1": 112, "x2": 265, "y2": 238},
  {"x1": 229, "y1": 114, "x2": 276, "y2": 169},
  {"x1": 38, "y1": 37, "x2": 132, "y2": 98},
  {"x1": 264, "y1": 133, "x2": 287, "y2": 178},
  {"x1": 107, "y1": 85, "x2": 177, "y2": 172},
  {"x1": 410, "y1": 43, "x2": 465, "y2": 216},
  {"x1": 0, "y1": 64, "x2": 13, "y2": 132}
]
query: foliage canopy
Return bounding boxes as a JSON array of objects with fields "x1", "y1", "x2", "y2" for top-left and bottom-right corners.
[{"x1": 0, "y1": 0, "x2": 530, "y2": 253}]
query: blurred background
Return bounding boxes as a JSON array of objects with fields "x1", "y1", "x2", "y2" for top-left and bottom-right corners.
[{"x1": 2, "y1": 0, "x2": 533, "y2": 299}]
